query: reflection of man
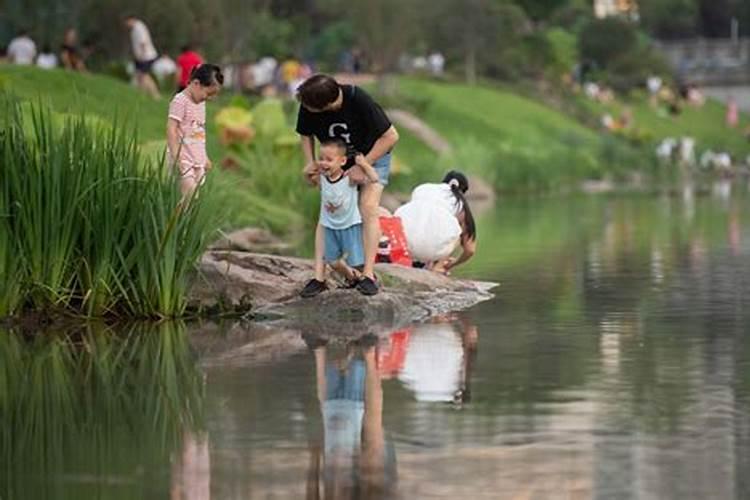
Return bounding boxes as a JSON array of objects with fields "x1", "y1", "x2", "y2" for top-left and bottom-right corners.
[
  {"x1": 398, "y1": 316, "x2": 478, "y2": 405},
  {"x1": 303, "y1": 333, "x2": 395, "y2": 499}
]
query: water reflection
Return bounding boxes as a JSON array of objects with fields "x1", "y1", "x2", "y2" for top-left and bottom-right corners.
[
  {"x1": 0, "y1": 322, "x2": 206, "y2": 500},
  {"x1": 171, "y1": 431, "x2": 211, "y2": 500},
  {"x1": 7, "y1": 194, "x2": 750, "y2": 499},
  {"x1": 298, "y1": 317, "x2": 480, "y2": 500},
  {"x1": 396, "y1": 316, "x2": 478, "y2": 405},
  {"x1": 304, "y1": 333, "x2": 393, "y2": 499}
]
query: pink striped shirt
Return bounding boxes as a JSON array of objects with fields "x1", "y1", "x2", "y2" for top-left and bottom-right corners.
[{"x1": 168, "y1": 91, "x2": 208, "y2": 170}]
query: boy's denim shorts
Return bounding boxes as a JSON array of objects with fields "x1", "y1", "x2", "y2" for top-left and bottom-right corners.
[{"x1": 324, "y1": 223, "x2": 365, "y2": 267}]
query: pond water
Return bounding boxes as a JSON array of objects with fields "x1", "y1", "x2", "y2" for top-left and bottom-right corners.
[{"x1": 3, "y1": 187, "x2": 750, "y2": 499}]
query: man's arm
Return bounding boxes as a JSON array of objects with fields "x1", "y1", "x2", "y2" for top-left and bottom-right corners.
[
  {"x1": 300, "y1": 135, "x2": 319, "y2": 185},
  {"x1": 364, "y1": 125, "x2": 399, "y2": 164}
]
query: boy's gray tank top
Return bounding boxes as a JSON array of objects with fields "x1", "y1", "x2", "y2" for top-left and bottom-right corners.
[{"x1": 319, "y1": 174, "x2": 362, "y2": 230}]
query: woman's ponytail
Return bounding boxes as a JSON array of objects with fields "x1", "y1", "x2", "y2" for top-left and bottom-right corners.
[{"x1": 443, "y1": 171, "x2": 476, "y2": 241}]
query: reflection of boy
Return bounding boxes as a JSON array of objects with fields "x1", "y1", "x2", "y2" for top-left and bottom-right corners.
[
  {"x1": 300, "y1": 139, "x2": 378, "y2": 298},
  {"x1": 305, "y1": 334, "x2": 395, "y2": 498}
]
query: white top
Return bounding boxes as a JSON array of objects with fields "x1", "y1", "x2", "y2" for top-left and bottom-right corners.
[
  {"x1": 7, "y1": 36, "x2": 37, "y2": 65},
  {"x1": 130, "y1": 20, "x2": 158, "y2": 62},
  {"x1": 398, "y1": 323, "x2": 463, "y2": 402},
  {"x1": 152, "y1": 55, "x2": 176, "y2": 78},
  {"x1": 319, "y1": 174, "x2": 362, "y2": 230},
  {"x1": 410, "y1": 183, "x2": 462, "y2": 216},
  {"x1": 36, "y1": 53, "x2": 58, "y2": 69}
]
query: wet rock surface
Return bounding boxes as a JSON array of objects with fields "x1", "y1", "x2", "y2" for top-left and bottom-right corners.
[{"x1": 188, "y1": 250, "x2": 497, "y2": 335}]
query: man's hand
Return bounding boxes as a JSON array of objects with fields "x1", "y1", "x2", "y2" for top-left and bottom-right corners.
[
  {"x1": 350, "y1": 153, "x2": 379, "y2": 183},
  {"x1": 205, "y1": 159, "x2": 213, "y2": 171},
  {"x1": 346, "y1": 165, "x2": 369, "y2": 185}
]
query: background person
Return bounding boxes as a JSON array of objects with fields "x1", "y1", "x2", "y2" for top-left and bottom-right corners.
[
  {"x1": 7, "y1": 30, "x2": 37, "y2": 65},
  {"x1": 176, "y1": 44, "x2": 203, "y2": 93},
  {"x1": 60, "y1": 28, "x2": 86, "y2": 71},
  {"x1": 36, "y1": 44, "x2": 58, "y2": 69},
  {"x1": 123, "y1": 15, "x2": 160, "y2": 99}
]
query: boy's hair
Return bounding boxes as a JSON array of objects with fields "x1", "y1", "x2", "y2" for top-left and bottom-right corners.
[
  {"x1": 296, "y1": 74, "x2": 340, "y2": 110},
  {"x1": 319, "y1": 137, "x2": 348, "y2": 155},
  {"x1": 190, "y1": 63, "x2": 224, "y2": 87}
]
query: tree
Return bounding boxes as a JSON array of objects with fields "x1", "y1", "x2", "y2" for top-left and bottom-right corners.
[
  {"x1": 578, "y1": 17, "x2": 637, "y2": 69},
  {"x1": 422, "y1": 0, "x2": 530, "y2": 84},
  {"x1": 639, "y1": 0, "x2": 699, "y2": 39},
  {"x1": 512, "y1": 0, "x2": 571, "y2": 21}
]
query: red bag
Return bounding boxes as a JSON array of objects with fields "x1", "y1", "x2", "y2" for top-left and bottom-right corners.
[
  {"x1": 377, "y1": 329, "x2": 412, "y2": 378},
  {"x1": 378, "y1": 216, "x2": 412, "y2": 267}
]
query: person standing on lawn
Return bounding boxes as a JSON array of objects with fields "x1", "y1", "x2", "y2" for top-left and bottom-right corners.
[{"x1": 296, "y1": 74, "x2": 399, "y2": 296}]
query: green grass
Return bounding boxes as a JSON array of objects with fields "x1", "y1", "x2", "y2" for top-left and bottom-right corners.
[
  {"x1": 387, "y1": 77, "x2": 651, "y2": 191},
  {"x1": 0, "y1": 100, "x2": 219, "y2": 318},
  {"x1": 576, "y1": 90, "x2": 750, "y2": 158}
]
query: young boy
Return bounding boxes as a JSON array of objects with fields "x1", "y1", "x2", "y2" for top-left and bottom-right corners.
[
  {"x1": 166, "y1": 63, "x2": 223, "y2": 197},
  {"x1": 300, "y1": 139, "x2": 379, "y2": 298}
]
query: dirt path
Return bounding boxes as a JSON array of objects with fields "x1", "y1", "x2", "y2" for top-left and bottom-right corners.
[{"x1": 386, "y1": 108, "x2": 452, "y2": 155}]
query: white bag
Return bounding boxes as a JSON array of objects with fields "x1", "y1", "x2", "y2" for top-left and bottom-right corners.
[{"x1": 395, "y1": 200, "x2": 461, "y2": 262}]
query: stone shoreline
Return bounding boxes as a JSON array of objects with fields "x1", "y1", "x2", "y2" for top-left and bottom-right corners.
[{"x1": 188, "y1": 251, "x2": 497, "y2": 336}]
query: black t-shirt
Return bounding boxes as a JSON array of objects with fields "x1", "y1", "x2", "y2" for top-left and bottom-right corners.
[{"x1": 295, "y1": 85, "x2": 392, "y2": 155}]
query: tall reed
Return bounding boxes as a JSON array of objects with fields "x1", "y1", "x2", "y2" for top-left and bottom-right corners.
[{"x1": 0, "y1": 101, "x2": 219, "y2": 318}]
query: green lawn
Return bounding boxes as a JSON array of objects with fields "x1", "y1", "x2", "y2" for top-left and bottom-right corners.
[
  {"x1": 576, "y1": 90, "x2": 749, "y2": 158},
  {"x1": 391, "y1": 77, "x2": 646, "y2": 191}
]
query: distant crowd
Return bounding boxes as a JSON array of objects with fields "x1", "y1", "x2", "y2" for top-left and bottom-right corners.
[{"x1": 2, "y1": 17, "x2": 446, "y2": 101}]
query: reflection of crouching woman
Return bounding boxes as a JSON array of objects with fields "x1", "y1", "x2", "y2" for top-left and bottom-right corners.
[{"x1": 395, "y1": 171, "x2": 477, "y2": 274}]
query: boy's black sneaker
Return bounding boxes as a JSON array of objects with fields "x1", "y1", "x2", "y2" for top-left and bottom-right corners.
[
  {"x1": 300, "y1": 279, "x2": 328, "y2": 298},
  {"x1": 356, "y1": 276, "x2": 379, "y2": 296}
]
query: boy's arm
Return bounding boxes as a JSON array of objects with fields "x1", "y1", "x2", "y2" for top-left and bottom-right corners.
[
  {"x1": 364, "y1": 125, "x2": 399, "y2": 164},
  {"x1": 355, "y1": 154, "x2": 379, "y2": 183}
]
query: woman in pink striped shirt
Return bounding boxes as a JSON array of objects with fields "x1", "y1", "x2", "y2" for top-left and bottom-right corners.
[{"x1": 166, "y1": 64, "x2": 223, "y2": 197}]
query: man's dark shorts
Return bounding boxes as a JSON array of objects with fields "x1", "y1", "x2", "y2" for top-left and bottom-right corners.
[{"x1": 135, "y1": 57, "x2": 158, "y2": 74}]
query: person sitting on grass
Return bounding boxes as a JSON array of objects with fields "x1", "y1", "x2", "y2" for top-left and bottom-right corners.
[
  {"x1": 301, "y1": 139, "x2": 379, "y2": 298},
  {"x1": 166, "y1": 63, "x2": 223, "y2": 198}
]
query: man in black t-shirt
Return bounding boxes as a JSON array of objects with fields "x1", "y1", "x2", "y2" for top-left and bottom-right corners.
[{"x1": 296, "y1": 74, "x2": 400, "y2": 296}]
